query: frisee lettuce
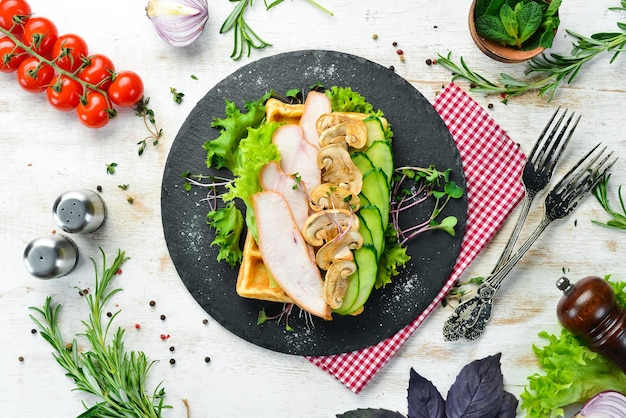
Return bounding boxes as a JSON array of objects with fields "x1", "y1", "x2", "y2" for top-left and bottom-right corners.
[
  {"x1": 206, "y1": 202, "x2": 244, "y2": 267},
  {"x1": 521, "y1": 275, "x2": 626, "y2": 418}
]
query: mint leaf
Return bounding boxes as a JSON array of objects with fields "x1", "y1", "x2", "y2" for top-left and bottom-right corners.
[
  {"x1": 545, "y1": 0, "x2": 562, "y2": 17},
  {"x1": 500, "y1": 4, "x2": 519, "y2": 39},
  {"x1": 475, "y1": 14, "x2": 516, "y2": 46},
  {"x1": 485, "y1": 0, "x2": 506, "y2": 16},
  {"x1": 517, "y1": 1, "x2": 543, "y2": 44},
  {"x1": 539, "y1": 24, "x2": 557, "y2": 48}
]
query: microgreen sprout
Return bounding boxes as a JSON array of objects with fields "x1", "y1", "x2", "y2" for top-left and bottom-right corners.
[
  {"x1": 106, "y1": 162, "x2": 117, "y2": 175},
  {"x1": 445, "y1": 276, "x2": 485, "y2": 305},
  {"x1": 181, "y1": 171, "x2": 234, "y2": 212},
  {"x1": 390, "y1": 165, "x2": 463, "y2": 246}
]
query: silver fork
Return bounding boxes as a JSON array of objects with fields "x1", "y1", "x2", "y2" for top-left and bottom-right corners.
[
  {"x1": 443, "y1": 144, "x2": 616, "y2": 341},
  {"x1": 491, "y1": 107, "x2": 578, "y2": 273}
]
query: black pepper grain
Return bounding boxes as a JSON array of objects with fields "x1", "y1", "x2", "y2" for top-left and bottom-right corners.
[
  {"x1": 160, "y1": 314, "x2": 166, "y2": 320},
  {"x1": 169, "y1": 358, "x2": 176, "y2": 365},
  {"x1": 96, "y1": 185, "x2": 102, "y2": 192},
  {"x1": 31, "y1": 328, "x2": 37, "y2": 334},
  {"x1": 18, "y1": 356, "x2": 24, "y2": 362},
  {"x1": 106, "y1": 312, "x2": 113, "y2": 317},
  {"x1": 204, "y1": 357, "x2": 211, "y2": 363},
  {"x1": 149, "y1": 300, "x2": 156, "y2": 307},
  {"x1": 389, "y1": 65, "x2": 395, "y2": 71},
  {"x1": 425, "y1": 58, "x2": 432, "y2": 65},
  {"x1": 169, "y1": 346, "x2": 175, "y2": 352},
  {"x1": 392, "y1": 41, "x2": 397, "y2": 47},
  {"x1": 488, "y1": 103, "x2": 494, "y2": 109},
  {"x1": 202, "y1": 319, "x2": 208, "y2": 325}
]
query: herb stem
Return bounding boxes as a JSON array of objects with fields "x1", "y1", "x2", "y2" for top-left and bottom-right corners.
[{"x1": 436, "y1": 6, "x2": 626, "y2": 102}]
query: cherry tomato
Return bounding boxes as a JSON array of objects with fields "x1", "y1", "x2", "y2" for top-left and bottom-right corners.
[
  {"x1": 46, "y1": 75, "x2": 83, "y2": 111},
  {"x1": 108, "y1": 71, "x2": 144, "y2": 107},
  {"x1": 16, "y1": 56, "x2": 54, "y2": 93},
  {"x1": 76, "y1": 91, "x2": 113, "y2": 128},
  {"x1": 52, "y1": 33, "x2": 88, "y2": 73},
  {"x1": 0, "y1": 0, "x2": 31, "y2": 35},
  {"x1": 0, "y1": 36, "x2": 26, "y2": 72},
  {"x1": 22, "y1": 16, "x2": 58, "y2": 58},
  {"x1": 79, "y1": 54, "x2": 114, "y2": 90}
]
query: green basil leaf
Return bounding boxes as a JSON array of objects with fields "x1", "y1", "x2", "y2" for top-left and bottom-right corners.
[
  {"x1": 517, "y1": 1, "x2": 543, "y2": 43},
  {"x1": 476, "y1": 15, "x2": 517, "y2": 46},
  {"x1": 499, "y1": 4, "x2": 519, "y2": 39}
]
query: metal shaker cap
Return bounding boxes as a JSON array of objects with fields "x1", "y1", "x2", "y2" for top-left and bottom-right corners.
[
  {"x1": 53, "y1": 190, "x2": 106, "y2": 234},
  {"x1": 23, "y1": 235, "x2": 79, "y2": 279}
]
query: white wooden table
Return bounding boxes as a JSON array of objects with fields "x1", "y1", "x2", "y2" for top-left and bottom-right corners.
[{"x1": 1, "y1": 0, "x2": 625, "y2": 416}]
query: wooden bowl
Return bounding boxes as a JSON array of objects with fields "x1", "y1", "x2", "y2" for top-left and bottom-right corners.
[{"x1": 468, "y1": 0, "x2": 546, "y2": 63}]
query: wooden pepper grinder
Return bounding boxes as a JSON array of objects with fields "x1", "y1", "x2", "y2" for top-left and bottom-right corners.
[{"x1": 556, "y1": 276, "x2": 626, "y2": 373}]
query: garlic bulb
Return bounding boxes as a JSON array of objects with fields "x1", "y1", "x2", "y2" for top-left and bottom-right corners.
[{"x1": 145, "y1": 0, "x2": 209, "y2": 47}]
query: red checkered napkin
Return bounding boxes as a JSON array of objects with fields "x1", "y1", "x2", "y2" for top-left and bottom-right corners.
[{"x1": 306, "y1": 83, "x2": 527, "y2": 394}]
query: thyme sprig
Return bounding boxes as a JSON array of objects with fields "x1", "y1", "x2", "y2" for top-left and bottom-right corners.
[
  {"x1": 436, "y1": 2, "x2": 626, "y2": 102},
  {"x1": 134, "y1": 97, "x2": 163, "y2": 156},
  {"x1": 592, "y1": 174, "x2": 626, "y2": 230},
  {"x1": 29, "y1": 249, "x2": 170, "y2": 417},
  {"x1": 220, "y1": 0, "x2": 332, "y2": 60}
]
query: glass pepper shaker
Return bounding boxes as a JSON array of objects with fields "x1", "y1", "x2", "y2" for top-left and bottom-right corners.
[{"x1": 556, "y1": 276, "x2": 626, "y2": 373}]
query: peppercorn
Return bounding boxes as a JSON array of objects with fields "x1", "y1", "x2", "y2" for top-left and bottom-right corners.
[
  {"x1": 396, "y1": 49, "x2": 403, "y2": 55},
  {"x1": 389, "y1": 65, "x2": 395, "y2": 71},
  {"x1": 169, "y1": 358, "x2": 176, "y2": 365},
  {"x1": 31, "y1": 328, "x2": 37, "y2": 334},
  {"x1": 392, "y1": 41, "x2": 398, "y2": 46},
  {"x1": 169, "y1": 346, "x2": 175, "y2": 352},
  {"x1": 96, "y1": 185, "x2": 102, "y2": 192},
  {"x1": 135, "y1": 323, "x2": 141, "y2": 329},
  {"x1": 488, "y1": 103, "x2": 494, "y2": 109},
  {"x1": 372, "y1": 34, "x2": 378, "y2": 40},
  {"x1": 127, "y1": 196, "x2": 134, "y2": 204},
  {"x1": 202, "y1": 319, "x2": 209, "y2": 325},
  {"x1": 106, "y1": 312, "x2": 113, "y2": 317},
  {"x1": 425, "y1": 59, "x2": 432, "y2": 65},
  {"x1": 149, "y1": 300, "x2": 156, "y2": 307},
  {"x1": 160, "y1": 314, "x2": 166, "y2": 320},
  {"x1": 204, "y1": 357, "x2": 211, "y2": 363}
]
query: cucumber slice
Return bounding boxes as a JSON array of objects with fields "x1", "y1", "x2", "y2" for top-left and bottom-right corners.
[
  {"x1": 361, "y1": 168, "x2": 390, "y2": 229},
  {"x1": 363, "y1": 116, "x2": 387, "y2": 149},
  {"x1": 352, "y1": 151, "x2": 374, "y2": 175},
  {"x1": 366, "y1": 140, "x2": 394, "y2": 186},
  {"x1": 345, "y1": 244, "x2": 378, "y2": 315},
  {"x1": 358, "y1": 205, "x2": 384, "y2": 260}
]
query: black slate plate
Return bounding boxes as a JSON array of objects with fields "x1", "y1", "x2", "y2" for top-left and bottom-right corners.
[{"x1": 161, "y1": 50, "x2": 467, "y2": 356}]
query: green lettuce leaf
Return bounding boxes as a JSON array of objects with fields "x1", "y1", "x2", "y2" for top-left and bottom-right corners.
[
  {"x1": 376, "y1": 224, "x2": 411, "y2": 289},
  {"x1": 203, "y1": 93, "x2": 270, "y2": 171},
  {"x1": 207, "y1": 202, "x2": 244, "y2": 267},
  {"x1": 223, "y1": 122, "x2": 281, "y2": 239},
  {"x1": 521, "y1": 276, "x2": 626, "y2": 418}
]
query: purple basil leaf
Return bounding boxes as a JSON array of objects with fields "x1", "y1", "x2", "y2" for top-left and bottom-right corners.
[
  {"x1": 407, "y1": 368, "x2": 445, "y2": 418},
  {"x1": 336, "y1": 408, "x2": 405, "y2": 418},
  {"x1": 445, "y1": 353, "x2": 504, "y2": 418},
  {"x1": 495, "y1": 391, "x2": 518, "y2": 418}
]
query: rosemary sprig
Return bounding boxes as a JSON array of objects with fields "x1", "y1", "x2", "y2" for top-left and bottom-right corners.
[
  {"x1": 436, "y1": 2, "x2": 626, "y2": 102},
  {"x1": 592, "y1": 174, "x2": 626, "y2": 230},
  {"x1": 220, "y1": 0, "x2": 332, "y2": 60},
  {"x1": 29, "y1": 249, "x2": 170, "y2": 417}
]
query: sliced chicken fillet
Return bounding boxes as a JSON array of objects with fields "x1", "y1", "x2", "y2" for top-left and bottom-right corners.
[
  {"x1": 272, "y1": 124, "x2": 321, "y2": 194},
  {"x1": 299, "y1": 91, "x2": 331, "y2": 148},
  {"x1": 253, "y1": 191, "x2": 331, "y2": 320},
  {"x1": 259, "y1": 161, "x2": 309, "y2": 230}
]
